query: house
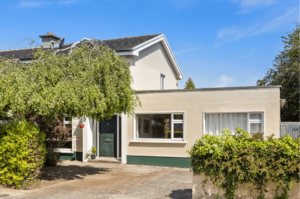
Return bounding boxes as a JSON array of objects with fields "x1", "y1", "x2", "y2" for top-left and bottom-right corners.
[{"x1": 0, "y1": 33, "x2": 281, "y2": 167}]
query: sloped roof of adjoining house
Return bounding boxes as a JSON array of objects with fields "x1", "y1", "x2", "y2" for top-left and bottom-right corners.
[
  {"x1": 0, "y1": 34, "x2": 160, "y2": 60},
  {"x1": 0, "y1": 44, "x2": 73, "y2": 60},
  {"x1": 0, "y1": 34, "x2": 183, "y2": 79}
]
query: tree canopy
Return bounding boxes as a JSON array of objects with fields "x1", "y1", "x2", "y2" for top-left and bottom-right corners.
[
  {"x1": 257, "y1": 24, "x2": 299, "y2": 121},
  {"x1": 184, "y1": 77, "x2": 196, "y2": 89},
  {"x1": 0, "y1": 39, "x2": 140, "y2": 123}
]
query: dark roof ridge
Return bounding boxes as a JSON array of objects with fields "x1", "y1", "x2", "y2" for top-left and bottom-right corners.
[
  {"x1": 0, "y1": 47, "x2": 39, "y2": 52},
  {"x1": 102, "y1": 34, "x2": 162, "y2": 42},
  {"x1": 0, "y1": 43, "x2": 74, "y2": 52}
]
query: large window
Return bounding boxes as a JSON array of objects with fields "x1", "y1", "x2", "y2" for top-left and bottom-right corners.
[
  {"x1": 135, "y1": 113, "x2": 184, "y2": 140},
  {"x1": 204, "y1": 112, "x2": 264, "y2": 135}
]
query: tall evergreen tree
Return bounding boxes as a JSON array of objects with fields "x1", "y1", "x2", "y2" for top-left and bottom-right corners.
[
  {"x1": 257, "y1": 24, "x2": 299, "y2": 121},
  {"x1": 185, "y1": 77, "x2": 196, "y2": 89}
]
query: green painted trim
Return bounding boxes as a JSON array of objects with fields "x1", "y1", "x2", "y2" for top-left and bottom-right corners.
[
  {"x1": 127, "y1": 156, "x2": 190, "y2": 168},
  {"x1": 59, "y1": 152, "x2": 82, "y2": 161}
]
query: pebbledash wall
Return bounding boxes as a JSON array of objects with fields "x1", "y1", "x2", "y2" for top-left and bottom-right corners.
[{"x1": 126, "y1": 86, "x2": 281, "y2": 167}]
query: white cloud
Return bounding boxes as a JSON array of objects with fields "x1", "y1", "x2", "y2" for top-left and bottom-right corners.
[
  {"x1": 217, "y1": 7, "x2": 297, "y2": 46},
  {"x1": 214, "y1": 75, "x2": 234, "y2": 87},
  {"x1": 230, "y1": 0, "x2": 275, "y2": 13},
  {"x1": 18, "y1": 1, "x2": 76, "y2": 8},
  {"x1": 231, "y1": 0, "x2": 275, "y2": 8},
  {"x1": 240, "y1": 49, "x2": 255, "y2": 59},
  {"x1": 173, "y1": 47, "x2": 201, "y2": 55}
]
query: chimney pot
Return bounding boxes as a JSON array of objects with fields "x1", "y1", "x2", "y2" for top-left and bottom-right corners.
[{"x1": 47, "y1": 32, "x2": 52, "y2": 35}]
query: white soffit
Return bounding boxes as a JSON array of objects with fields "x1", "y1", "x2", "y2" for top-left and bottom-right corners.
[{"x1": 117, "y1": 34, "x2": 184, "y2": 80}]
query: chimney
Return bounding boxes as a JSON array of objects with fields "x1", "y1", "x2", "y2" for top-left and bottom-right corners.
[{"x1": 39, "y1": 32, "x2": 64, "y2": 49}]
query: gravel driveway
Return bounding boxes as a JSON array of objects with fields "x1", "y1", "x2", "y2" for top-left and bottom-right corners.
[{"x1": 0, "y1": 161, "x2": 192, "y2": 199}]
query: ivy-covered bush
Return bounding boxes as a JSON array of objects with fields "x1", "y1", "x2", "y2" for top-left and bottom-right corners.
[
  {"x1": 0, "y1": 121, "x2": 46, "y2": 188},
  {"x1": 188, "y1": 127, "x2": 300, "y2": 199}
]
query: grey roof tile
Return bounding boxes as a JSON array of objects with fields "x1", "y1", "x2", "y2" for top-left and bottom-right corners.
[{"x1": 0, "y1": 34, "x2": 161, "y2": 60}]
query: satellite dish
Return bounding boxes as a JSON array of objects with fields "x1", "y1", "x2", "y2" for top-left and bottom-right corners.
[{"x1": 59, "y1": 36, "x2": 65, "y2": 48}]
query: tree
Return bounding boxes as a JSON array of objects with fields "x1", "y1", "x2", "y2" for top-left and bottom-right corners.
[
  {"x1": 0, "y1": 39, "x2": 140, "y2": 159},
  {"x1": 0, "y1": 39, "x2": 139, "y2": 122},
  {"x1": 185, "y1": 77, "x2": 196, "y2": 89},
  {"x1": 257, "y1": 24, "x2": 299, "y2": 121}
]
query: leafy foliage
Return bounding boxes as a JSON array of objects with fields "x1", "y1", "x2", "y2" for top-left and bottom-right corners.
[
  {"x1": 91, "y1": 146, "x2": 97, "y2": 155},
  {"x1": 0, "y1": 40, "x2": 139, "y2": 187},
  {"x1": 0, "y1": 121, "x2": 46, "y2": 188},
  {"x1": 188, "y1": 127, "x2": 300, "y2": 199},
  {"x1": 184, "y1": 77, "x2": 195, "y2": 89},
  {"x1": 257, "y1": 23, "x2": 299, "y2": 121},
  {"x1": 33, "y1": 116, "x2": 72, "y2": 161},
  {"x1": 0, "y1": 41, "x2": 140, "y2": 123}
]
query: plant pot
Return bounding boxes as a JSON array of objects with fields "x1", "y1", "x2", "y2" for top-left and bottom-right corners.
[
  {"x1": 48, "y1": 160, "x2": 58, "y2": 166},
  {"x1": 91, "y1": 155, "x2": 96, "y2": 159},
  {"x1": 79, "y1": 124, "x2": 85, "y2": 128}
]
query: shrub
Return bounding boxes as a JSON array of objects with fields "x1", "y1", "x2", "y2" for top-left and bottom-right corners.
[
  {"x1": 0, "y1": 121, "x2": 46, "y2": 188},
  {"x1": 187, "y1": 127, "x2": 300, "y2": 199}
]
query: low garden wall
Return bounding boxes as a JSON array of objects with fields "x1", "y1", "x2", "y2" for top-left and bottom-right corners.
[{"x1": 192, "y1": 174, "x2": 300, "y2": 199}]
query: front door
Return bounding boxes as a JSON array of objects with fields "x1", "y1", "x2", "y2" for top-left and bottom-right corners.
[{"x1": 99, "y1": 115, "x2": 117, "y2": 157}]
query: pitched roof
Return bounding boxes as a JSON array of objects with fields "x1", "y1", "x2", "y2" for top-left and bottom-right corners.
[{"x1": 0, "y1": 34, "x2": 161, "y2": 60}]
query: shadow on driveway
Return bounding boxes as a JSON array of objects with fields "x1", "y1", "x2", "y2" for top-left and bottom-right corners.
[
  {"x1": 168, "y1": 189, "x2": 192, "y2": 199},
  {"x1": 39, "y1": 165, "x2": 110, "y2": 181}
]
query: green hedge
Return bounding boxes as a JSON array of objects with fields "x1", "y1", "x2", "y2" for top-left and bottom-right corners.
[
  {"x1": 0, "y1": 121, "x2": 46, "y2": 188},
  {"x1": 188, "y1": 127, "x2": 300, "y2": 199}
]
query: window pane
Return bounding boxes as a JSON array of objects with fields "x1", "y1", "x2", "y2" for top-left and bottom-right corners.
[
  {"x1": 174, "y1": 123, "x2": 183, "y2": 138},
  {"x1": 250, "y1": 114, "x2": 262, "y2": 120},
  {"x1": 250, "y1": 123, "x2": 262, "y2": 133},
  {"x1": 136, "y1": 114, "x2": 171, "y2": 139},
  {"x1": 173, "y1": 114, "x2": 183, "y2": 120},
  {"x1": 205, "y1": 113, "x2": 247, "y2": 135}
]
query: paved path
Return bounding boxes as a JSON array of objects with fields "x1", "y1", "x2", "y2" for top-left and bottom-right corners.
[{"x1": 0, "y1": 161, "x2": 192, "y2": 199}]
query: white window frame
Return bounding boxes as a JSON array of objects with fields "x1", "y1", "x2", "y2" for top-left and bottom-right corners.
[
  {"x1": 247, "y1": 112, "x2": 264, "y2": 133},
  {"x1": 203, "y1": 111, "x2": 264, "y2": 135},
  {"x1": 131, "y1": 112, "x2": 186, "y2": 144},
  {"x1": 161, "y1": 74, "x2": 165, "y2": 90}
]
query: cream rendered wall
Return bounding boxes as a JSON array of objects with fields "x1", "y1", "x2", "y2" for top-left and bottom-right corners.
[
  {"x1": 124, "y1": 42, "x2": 178, "y2": 90},
  {"x1": 126, "y1": 88, "x2": 281, "y2": 158}
]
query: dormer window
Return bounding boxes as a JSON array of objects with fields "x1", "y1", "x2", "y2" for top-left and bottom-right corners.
[{"x1": 161, "y1": 74, "x2": 165, "y2": 90}]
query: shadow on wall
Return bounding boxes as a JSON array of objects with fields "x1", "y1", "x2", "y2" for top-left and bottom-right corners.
[
  {"x1": 39, "y1": 165, "x2": 110, "y2": 182},
  {"x1": 168, "y1": 189, "x2": 192, "y2": 199}
]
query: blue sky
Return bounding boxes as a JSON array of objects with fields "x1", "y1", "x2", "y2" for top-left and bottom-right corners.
[{"x1": 0, "y1": 0, "x2": 298, "y2": 88}]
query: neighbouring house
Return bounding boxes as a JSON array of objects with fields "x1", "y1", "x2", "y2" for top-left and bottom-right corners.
[{"x1": 0, "y1": 33, "x2": 281, "y2": 167}]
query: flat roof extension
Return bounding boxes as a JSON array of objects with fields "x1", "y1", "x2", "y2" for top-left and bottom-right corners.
[{"x1": 136, "y1": 86, "x2": 282, "y2": 94}]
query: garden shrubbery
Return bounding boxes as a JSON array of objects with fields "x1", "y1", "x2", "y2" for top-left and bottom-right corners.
[
  {"x1": 188, "y1": 127, "x2": 300, "y2": 199},
  {"x1": 0, "y1": 121, "x2": 46, "y2": 188}
]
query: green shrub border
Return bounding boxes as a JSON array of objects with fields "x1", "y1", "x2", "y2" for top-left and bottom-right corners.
[{"x1": 187, "y1": 127, "x2": 300, "y2": 199}]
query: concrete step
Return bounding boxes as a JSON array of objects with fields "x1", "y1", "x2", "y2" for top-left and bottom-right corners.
[{"x1": 88, "y1": 157, "x2": 121, "y2": 164}]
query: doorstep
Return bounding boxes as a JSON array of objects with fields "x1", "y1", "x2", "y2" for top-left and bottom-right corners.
[{"x1": 88, "y1": 157, "x2": 121, "y2": 164}]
